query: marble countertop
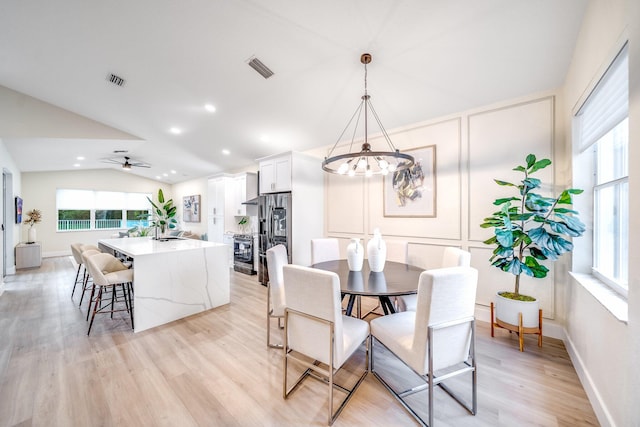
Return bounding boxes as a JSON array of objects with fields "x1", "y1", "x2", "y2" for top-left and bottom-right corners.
[{"x1": 99, "y1": 236, "x2": 225, "y2": 258}]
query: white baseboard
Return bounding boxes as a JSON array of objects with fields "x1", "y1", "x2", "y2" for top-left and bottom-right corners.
[
  {"x1": 43, "y1": 250, "x2": 72, "y2": 258},
  {"x1": 564, "y1": 331, "x2": 614, "y2": 427}
]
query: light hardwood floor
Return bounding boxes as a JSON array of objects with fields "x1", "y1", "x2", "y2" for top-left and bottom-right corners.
[{"x1": 0, "y1": 257, "x2": 599, "y2": 426}]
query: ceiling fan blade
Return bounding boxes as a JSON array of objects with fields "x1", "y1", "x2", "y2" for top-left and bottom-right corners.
[
  {"x1": 101, "y1": 158, "x2": 125, "y2": 165},
  {"x1": 128, "y1": 162, "x2": 151, "y2": 168}
]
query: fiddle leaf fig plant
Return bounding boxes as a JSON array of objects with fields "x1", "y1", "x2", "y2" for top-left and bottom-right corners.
[
  {"x1": 147, "y1": 189, "x2": 177, "y2": 233},
  {"x1": 480, "y1": 154, "x2": 585, "y2": 300}
]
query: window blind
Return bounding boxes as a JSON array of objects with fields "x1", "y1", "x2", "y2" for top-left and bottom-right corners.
[
  {"x1": 574, "y1": 43, "x2": 628, "y2": 152},
  {"x1": 57, "y1": 189, "x2": 151, "y2": 210}
]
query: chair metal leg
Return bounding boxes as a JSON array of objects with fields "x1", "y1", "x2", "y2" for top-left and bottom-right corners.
[
  {"x1": 71, "y1": 264, "x2": 82, "y2": 298},
  {"x1": 266, "y1": 284, "x2": 283, "y2": 348},
  {"x1": 87, "y1": 287, "x2": 103, "y2": 336},
  {"x1": 283, "y1": 309, "x2": 367, "y2": 425},
  {"x1": 370, "y1": 318, "x2": 477, "y2": 426},
  {"x1": 127, "y1": 282, "x2": 134, "y2": 330},
  {"x1": 85, "y1": 282, "x2": 96, "y2": 321}
]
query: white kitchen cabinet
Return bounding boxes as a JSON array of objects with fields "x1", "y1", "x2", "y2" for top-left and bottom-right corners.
[
  {"x1": 256, "y1": 151, "x2": 324, "y2": 267},
  {"x1": 208, "y1": 176, "x2": 229, "y2": 243},
  {"x1": 259, "y1": 154, "x2": 292, "y2": 193},
  {"x1": 208, "y1": 173, "x2": 258, "y2": 243},
  {"x1": 231, "y1": 175, "x2": 247, "y2": 216}
]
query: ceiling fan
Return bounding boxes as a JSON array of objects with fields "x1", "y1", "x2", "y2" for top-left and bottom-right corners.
[{"x1": 101, "y1": 156, "x2": 151, "y2": 170}]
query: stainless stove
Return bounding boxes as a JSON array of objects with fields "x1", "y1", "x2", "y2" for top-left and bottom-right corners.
[{"x1": 233, "y1": 233, "x2": 256, "y2": 275}]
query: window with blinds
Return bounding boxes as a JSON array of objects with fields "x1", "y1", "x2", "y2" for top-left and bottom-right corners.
[
  {"x1": 56, "y1": 189, "x2": 152, "y2": 232},
  {"x1": 573, "y1": 43, "x2": 629, "y2": 297}
]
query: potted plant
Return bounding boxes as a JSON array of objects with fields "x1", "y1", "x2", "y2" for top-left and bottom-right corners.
[
  {"x1": 480, "y1": 154, "x2": 585, "y2": 348},
  {"x1": 24, "y1": 208, "x2": 42, "y2": 243},
  {"x1": 147, "y1": 189, "x2": 177, "y2": 237}
]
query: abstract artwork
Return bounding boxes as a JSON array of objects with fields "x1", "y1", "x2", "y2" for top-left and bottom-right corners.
[
  {"x1": 383, "y1": 145, "x2": 436, "y2": 217},
  {"x1": 183, "y1": 195, "x2": 201, "y2": 222},
  {"x1": 15, "y1": 196, "x2": 23, "y2": 223}
]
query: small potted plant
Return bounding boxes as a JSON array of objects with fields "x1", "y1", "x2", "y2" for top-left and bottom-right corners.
[
  {"x1": 147, "y1": 189, "x2": 177, "y2": 237},
  {"x1": 24, "y1": 208, "x2": 42, "y2": 243},
  {"x1": 480, "y1": 154, "x2": 585, "y2": 349}
]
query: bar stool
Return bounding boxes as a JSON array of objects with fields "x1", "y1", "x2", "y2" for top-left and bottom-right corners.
[
  {"x1": 85, "y1": 253, "x2": 134, "y2": 335},
  {"x1": 79, "y1": 249, "x2": 102, "y2": 315},
  {"x1": 70, "y1": 243, "x2": 100, "y2": 298}
]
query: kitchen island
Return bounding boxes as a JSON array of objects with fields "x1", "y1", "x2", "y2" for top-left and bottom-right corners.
[{"x1": 98, "y1": 237, "x2": 230, "y2": 333}]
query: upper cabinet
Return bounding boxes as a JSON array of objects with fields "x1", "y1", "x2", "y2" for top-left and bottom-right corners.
[
  {"x1": 207, "y1": 172, "x2": 258, "y2": 242},
  {"x1": 259, "y1": 154, "x2": 292, "y2": 193}
]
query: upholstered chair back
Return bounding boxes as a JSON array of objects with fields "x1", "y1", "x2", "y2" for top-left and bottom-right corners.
[
  {"x1": 310, "y1": 238, "x2": 340, "y2": 264},
  {"x1": 441, "y1": 247, "x2": 471, "y2": 268},
  {"x1": 266, "y1": 244, "x2": 288, "y2": 316},
  {"x1": 385, "y1": 240, "x2": 409, "y2": 264},
  {"x1": 283, "y1": 264, "x2": 346, "y2": 366},
  {"x1": 70, "y1": 243, "x2": 85, "y2": 265},
  {"x1": 411, "y1": 266, "x2": 478, "y2": 374}
]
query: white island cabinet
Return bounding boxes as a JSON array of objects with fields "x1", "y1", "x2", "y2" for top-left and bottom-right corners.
[{"x1": 98, "y1": 237, "x2": 230, "y2": 333}]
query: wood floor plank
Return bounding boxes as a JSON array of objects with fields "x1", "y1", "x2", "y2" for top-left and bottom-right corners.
[{"x1": 0, "y1": 257, "x2": 599, "y2": 426}]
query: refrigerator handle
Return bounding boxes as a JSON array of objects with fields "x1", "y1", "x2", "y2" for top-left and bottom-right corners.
[{"x1": 267, "y1": 206, "x2": 273, "y2": 245}]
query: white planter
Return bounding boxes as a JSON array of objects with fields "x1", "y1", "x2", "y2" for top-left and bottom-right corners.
[
  {"x1": 494, "y1": 292, "x2": 539, "y2": 328},
  {"x1": 367, "y1": 229, "x2": 386, "y2": 272},
  {"x1": 346, "y1": 238, "x2": 364, "y2": 271}
]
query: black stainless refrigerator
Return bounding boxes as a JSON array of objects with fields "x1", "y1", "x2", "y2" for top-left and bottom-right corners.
[{"x1": 258, "y1": 192, "x2": 292, "y2": 285}]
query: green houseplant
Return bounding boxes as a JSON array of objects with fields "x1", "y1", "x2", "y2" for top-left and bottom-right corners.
[
  {"x1": 147, "y1": 189, "x2": 177, "y2": 236},
  {"x1": 480, "y1": 154, "x2": 585, "y2": 346}
]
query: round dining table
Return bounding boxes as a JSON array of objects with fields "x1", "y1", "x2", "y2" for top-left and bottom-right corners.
[{"x1": 311, "y1": 259, "x2": 424, "y2": 317}]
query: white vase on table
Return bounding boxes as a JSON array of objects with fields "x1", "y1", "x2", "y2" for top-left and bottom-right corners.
[
  {"x1": 367, "y1": 228, "x2": 386, "y2": 272},
  {"x1": 28, "y1": 226, "x2": 37, "y2": 243},
  {"x1": 346, "y1": 238, "x2": 364, "y2": 271}
]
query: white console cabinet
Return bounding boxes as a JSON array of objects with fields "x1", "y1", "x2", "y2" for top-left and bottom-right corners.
[{"x1": 16, "y1": 242, "x2": 42, "y2": 269}]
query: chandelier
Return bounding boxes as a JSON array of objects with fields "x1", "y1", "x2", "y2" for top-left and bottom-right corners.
[{"x1": 322, "y1": 53, "x2": 414, "y2": 177}]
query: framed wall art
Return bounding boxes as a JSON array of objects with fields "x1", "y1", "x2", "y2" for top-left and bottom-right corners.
[
  {"x1": 183, "y1": 194, "x2": 201, "y2": 222},
  {"x1": 15, "y1": 196, "x2": 23, "y2": 223},
  {"x1": 383, "y1": 145, "x2": 436, "y2": 217}
]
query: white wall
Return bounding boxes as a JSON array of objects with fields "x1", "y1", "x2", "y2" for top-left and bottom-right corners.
[
  {"x1": 21, "y1": 169, "x2": 170, "y2": 256},
  {"x1": 172, "y1": 177, "x2": 209, "y2": 238},
  {"x1": 324, "y1": 92, "x2": 565, "y2": 333},
  {"x1": 561, "y1": 0, "x2": 635, "y2": 426}
]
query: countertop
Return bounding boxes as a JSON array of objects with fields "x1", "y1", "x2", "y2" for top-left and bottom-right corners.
[{"x1": 99, "y1": 236, "x2": 225, "y2": 258}]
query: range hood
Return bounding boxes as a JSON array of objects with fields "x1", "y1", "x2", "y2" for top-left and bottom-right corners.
[
  {"x1": 242, "y1": 196, "x2": 258, "y2": 205},
  {"x1": 242, "y1": 172, "x2": 259, "y2": 205}
]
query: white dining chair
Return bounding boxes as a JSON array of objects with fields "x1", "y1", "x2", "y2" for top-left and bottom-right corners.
[
  {"x1": 310, "y1": 238, "x2": 340, "y2": 264},
  {"x1": 266, "y1": 244, "x2": 288, "y2": 348},
  {"x1": 385, "y1": 240, "x2": 409, "y2": 264},
  {"x1": 370, "y1": 266, "x2": 478, "y2": 426},
  {"x1": 396, "y1": 247, "x2": 471, "y2": 312},
  {"x1": 282, "y1": 264, "x2": 369, "y2": 425}
]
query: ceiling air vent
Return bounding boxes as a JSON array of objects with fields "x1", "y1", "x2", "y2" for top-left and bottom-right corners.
[
  {"x1": 107, "y1": 73, "x2": 126, "y2": 87},
  {"x1": 247, "y1": 56, "x2": 274, "y2": 79}
]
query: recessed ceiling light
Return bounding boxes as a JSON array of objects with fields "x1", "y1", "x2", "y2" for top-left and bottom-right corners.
[
  {"x1": 156, "y1": 176, "x2": 162, "y2": 180},
  {"x1": 204, "y1": 104, "x2": 216, "y2": 113},
  {"x1": 76, "y1": 156, "x2": 85, "y2": 161},
  {"x1": 73, "y1": 163, "x2": 81, "y2": 167},
  {"x1": 222, "y1": 149, "x2": 230, "y2": 155},
  {"x1": 163, "y1": 173, "x2": 169, "y2": 177},
  {"x1": 170, "y1": 127, "x2": 182, "y2": 135},
  {"x1": 170, "y1": 170, "x2": 177, "y2": 174}
]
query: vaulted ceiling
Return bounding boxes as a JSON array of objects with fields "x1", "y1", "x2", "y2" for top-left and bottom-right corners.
[{"x1": 0, "y1": 0, "x2": 588, "y2": 183}]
